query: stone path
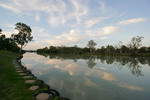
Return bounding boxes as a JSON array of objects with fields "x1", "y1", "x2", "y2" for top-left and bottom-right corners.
[{"x1": 12, "y1": 58, "x2": 70, "y2": 100}]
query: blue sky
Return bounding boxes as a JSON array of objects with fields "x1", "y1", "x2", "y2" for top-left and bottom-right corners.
[{"x1": 0, "y1": 0, "x2": 150, "y2": 50}]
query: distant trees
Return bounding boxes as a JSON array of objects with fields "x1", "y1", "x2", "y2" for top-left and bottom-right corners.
[
  {"x1": 87, "y1": 40, "x2": 97, "y2": 53},
  {"x1": 37, "y1": 36, "x2": 150, "y2": 57},
  {"x1": 11, "y1": 22, "x2": 33, "y2": 53}
]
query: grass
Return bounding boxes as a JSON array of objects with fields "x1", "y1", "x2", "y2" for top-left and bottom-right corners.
[{"x1": 0, "y1": 50, "x2": 35, "y2": 100}]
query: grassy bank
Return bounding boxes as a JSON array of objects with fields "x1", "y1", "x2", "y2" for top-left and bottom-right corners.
[{"x1": 0, "y1": 50, "x2": 34, "y2": 100}]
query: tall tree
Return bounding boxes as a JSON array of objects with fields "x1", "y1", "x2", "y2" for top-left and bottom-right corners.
[
  {"x1": 87, "y1": 40, "x2": 97, "y2": 53},
  {"x1": 0, "y1": 28, "x2": 2, "y2": 34},
  {"x1": 127, "y1": 36, "x2": 143, "y2": 49},
  {"x1": 11, "y1": 22, "x2": 33, "y2": 53},
  {"x1": 127, "y1": 36, "x2": 144, "y2": 54}
]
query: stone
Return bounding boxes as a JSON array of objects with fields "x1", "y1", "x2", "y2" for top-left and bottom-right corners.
[
  {"x1": 19, "y1": 73, "x2": 26, "y2": 75},
  {"x1": 29, "y1": 85, "x2": 39, "y2": 90},
  {"x1": 23, "y1": 76, "x2": 33, "y2": 78},
  {"x1": 36, "y1": 93, "x2": 52, "y2": 100},
  {"x1": 16, "y1": 68, "x2": 22, "y2": 71},
  {"x1": 16, "y1": 70, "x2": 24, "y2": 73},
  {"x1": 25, "y1": 80, "x2": 36, "y2": 83},
  {"x1": 15, "y1": 65, "x2": 21, "y2": 68}
]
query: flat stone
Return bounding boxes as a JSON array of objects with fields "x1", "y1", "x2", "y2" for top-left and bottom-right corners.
[
  {"x1": 23, "y1": 76, "x2": 33, "y2": 78},
  {"x1": 29, "y1": 85, "x2": 39, "y2": 90},
  {"x1": 25, "y1": 80, "x2": 36, "y2": 83},
  {"x1": 16, "y1": 70, "x2": 24, "y2": 73},
  {"x1": 16, "y1": 69, "x2": 22, "y2": 71},
  {"x1": 19, "y1": 73, "x2": 26, "y2": 75},
  {"x1": 36, "y1": 93, "x2": 52, "y2": 100}
]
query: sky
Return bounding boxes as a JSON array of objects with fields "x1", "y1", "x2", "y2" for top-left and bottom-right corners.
[{"x1": 0, "y1": 0, "x2": 150, "y2": 50}]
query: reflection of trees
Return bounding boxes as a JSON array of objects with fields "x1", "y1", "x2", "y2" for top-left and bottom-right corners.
[
  {"x1": 127, "y1": 58, "x2": 143, "y2": 77},
  {"x1": 97, "y1": 56, "x2": 149, "y2": 77},
  {"x1": 86, "y1": 56, "x2": 97, "y2": 69},
  {"x1": 36, "y1": 52, "x2": 150, "y2": 76}
]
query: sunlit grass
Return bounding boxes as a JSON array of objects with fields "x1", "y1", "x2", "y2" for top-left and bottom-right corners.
[{"x1": 0, "y1": 50, "x2": 35, "y2": 100}]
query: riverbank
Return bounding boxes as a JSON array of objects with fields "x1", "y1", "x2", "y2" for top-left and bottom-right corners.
[
  {"x1": 0, "y1": 50, "x2": 69, "y2": 100},
  {"x1": 0, "y1": 50, "x2": 35, "y2": 99}
]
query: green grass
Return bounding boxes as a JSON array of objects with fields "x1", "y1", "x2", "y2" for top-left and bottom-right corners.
[{"x1": 0, "y1": 50, "x2": 35, "y2": 100}]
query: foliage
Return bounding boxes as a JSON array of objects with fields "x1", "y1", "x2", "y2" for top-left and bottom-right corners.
[
  {"x1": 0, "y1": 34, "x2": 20, "y2": 53},
  {"x1": 87, "y1": 40, "x2": 97, "y2": 53},
  {"x1": 11, "y1": 22, "x2": 33, "y2": 53},
  {"x1": 0, "y1": 28, "x2": 2, "y2": 34},
  {"x1": 37, "y1": 36, "x2": 150, "y2": 57}
]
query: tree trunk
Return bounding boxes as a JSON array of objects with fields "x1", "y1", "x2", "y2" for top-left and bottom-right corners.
[{"x1": 19, "y1": 45, "x2": 23, "y2": 53}]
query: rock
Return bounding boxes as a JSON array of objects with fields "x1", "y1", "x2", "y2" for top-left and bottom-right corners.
[
  {"x1": 19, "y1": 73, "x2": 26, "y2": 75},
  {"x1": 16, "y1": 70, "x2": 24, "y2": 73},
  {"x1": 23, "y1": 76, "x2": 33, "y2": 78},
  {"x1": 29, "y1": 85, "x2": 39, "y2": 90},
  {"x1": 25, "y1": 80, "x2": 36, "y2": 83},
  {"x1": 36, "y1": 93, "x2": 52, "y2": 100}
]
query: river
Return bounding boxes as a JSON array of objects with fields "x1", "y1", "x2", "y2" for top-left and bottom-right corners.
[{"x1": 21, "y1": 52, "x2": 150, "y2": 100}]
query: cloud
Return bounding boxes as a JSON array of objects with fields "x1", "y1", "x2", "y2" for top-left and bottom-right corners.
[
  {"x1": 0, "y1": 0, "x2": 88, "y2": 26},
  {"x1": 118, "y1": 18, "x2": 146, "y2": 25},
  {"x1": 118, "y1": 83, "x2": 144, "y2": 91},
  {"x1": 98, "y1": 0, "x2": 107, "y2": 12},
  {"x1": 35, "y1": 15, "x2": 40, "y2": 22},
  {"x1": 46, "y1": 30, "x2": 85, "y2": 46},
  {"x1": 84, "y1": 78, "x2": 98, "y2": 87},
  {"x1": 87, "y1": 26, "x2": 118, "y2": 37},
  {"x1": 85, "y1": 70, "x2": 117, "y2": 81},
  {"x1": 100, "y1": 37, "x2": 108, "y2": 40},
  {"x1": 86, "y1": 17, "x2": 109, "y2": 28}
]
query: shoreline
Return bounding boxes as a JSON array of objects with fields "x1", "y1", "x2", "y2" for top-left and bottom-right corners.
[{"x1": 15, "y1": 55, "x2": 70, "y2": 100}]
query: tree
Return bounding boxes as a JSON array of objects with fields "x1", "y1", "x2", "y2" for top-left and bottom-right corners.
[
  {"x1": 115, "y1": 41, "x2": 123, "y2": 54},
  {"x1": 87, "y1": 40, "x2": 97, "y2": 53},
  {"x1": 11, "y1": 22, "x2": 33, "y2": 53},
  {"x1": 127, "y1": 36, "x2": 144, "y2": 50},
  {"x1": 0, "y1": 28, "x2": 2, "y2": 34},
  {"x1": 127, "y1": 36, "x2": 144, "y2": 55}
]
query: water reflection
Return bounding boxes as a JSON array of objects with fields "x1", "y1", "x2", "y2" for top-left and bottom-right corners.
[
  {"x1": 22, "y1": 53, "x2": 150, "y2": 100},
  {"x1": 37, "y1": 53, "x2": 150, "y2": 77},
  {"x1": 86, "y1": 56, "x2": 97, "y2": 69}
]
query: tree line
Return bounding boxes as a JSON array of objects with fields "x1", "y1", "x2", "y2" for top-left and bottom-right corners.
[
  {"x1": 0, "y1": 22, "x2": 33, "y2": 53},
  {"x1": 37, "y1": 36, "x2": 150, "y2": 56}
]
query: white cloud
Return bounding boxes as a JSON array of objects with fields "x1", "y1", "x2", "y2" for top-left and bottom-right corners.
[
  {"x1": 35, "y1": 15, "x2": 40, "y2": 22},
  {"x1": 87, "y1": 26, "x2": 118, "y2": 37},
  {"x1": 118, "y1": 18, "x2": 146, "y2": 25},
  {"x1": 118, "y1": 83, "x2": 144, "y2": 91},
  {"x1": 0, "y1": 0, "x2": 88, "y2": 26},
  {"x1": 100, "y1": 37, "x2": 108, "y2": 40},
  {"x1": 99, "y1": 0, "x2": 107, "y2": 12},
  {"x1": 85, "y1": 70, "x2": 117, "y2": 81},
  {"x1": 46, "y1": 30, "x2": 85, "y2": 46},
  {"x1": 86, "y1": 17, "x2": 109, "y2": 28}
]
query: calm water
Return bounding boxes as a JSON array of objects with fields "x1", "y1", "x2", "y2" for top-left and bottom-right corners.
[{"x1": 22, "y1": 53, "x2": 150, "y2": 100}]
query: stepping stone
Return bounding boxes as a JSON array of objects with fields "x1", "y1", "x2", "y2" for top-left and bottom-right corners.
[
  {"x1": 36, "y1": 93, "x2": 52, "y2": 100},
  {"x1": 16, "y1": 70, "x2": 24, "y2": 73},
  {"x1": 16, "y1": 69, "x2": 22, "y2": 71},
  {"x1": 19, "y1": 73, "x2": 26, "y2": 75},
  {"x1": 25, "y1": 80, "x2": 36, "y2": 83},
  {"x1": 15, "y1": 66, "x2": 21, "y2": 68},
  {"x1": 29, "y1": 85, "x2": 39, "y2": 90},
  {"x1": 23, "y1": 76, "x2": 33, "y2": 78}
]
